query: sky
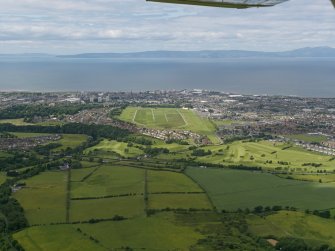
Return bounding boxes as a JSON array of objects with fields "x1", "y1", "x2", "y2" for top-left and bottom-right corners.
[{"x1": 0, "y1": 0, "x2": 335, "y2": 54}]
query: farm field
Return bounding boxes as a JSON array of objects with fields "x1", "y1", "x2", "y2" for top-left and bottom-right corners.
[
  {"x1": 147, "y1": 170, "x2": 203, "y2": 193},
  {"x1": 14, "y1": 213, "x2": 204, "y2": 251},
  {"x1": 70, "y1": 166, "x2": 98, "y2": 182},
  {"x1": 186, "y1": 168, "x2": 335, "y2": 211},
  {"x1": 13, "y1": 171, "x2": 67, "y2": 225},
  {"x1": 119, "y1": 107, "x2": 220, "y2": 144},
  {"x1": 71, "y1": 165, "x2": 145, "y2": 198},
  {"x1": 70, "y1": 196, "x2": 145, "y2": 221},
  {"x1": 278, "y1": 173, "x2": 335, "y2": 183},
  {"x1": 248, "y1": 211, "x2": 335, "y2": 247},
  {"x1": 13, "y1": 225, "x2": 104, "y2": 251},
  {"x1": 148, "y1": 194, "x2": 212, "y2": 210},
  {"x1": 197, "y1": 140, "x2": 335, "y2": 172},
  {"x1": 84, "y1": 139, "x2": 143, "y2": 158}
]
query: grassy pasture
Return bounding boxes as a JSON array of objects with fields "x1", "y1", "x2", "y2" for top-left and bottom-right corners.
[
  {"x1": 13, "y1": 225, "x2": 104, "y2": 251},
  {"x1": 0, "y1": 118, "x2": 33, "y2": 125},
  {"x1": 14, "y1": 213, "x2": 204, "y2": 251},
  {"x1": 119, "y1": 107, "x2": 220, "y2": 144},
  {"x1": 11, "y1": 132, "x2": 51, "y2": 138},
  {"x1": 284, "y1": 133, "x2": 328, "y2": 143},
  {"x1": 55, "y1": 134, "x2": 88, "y2": 150},
  {"x1": 279, "y1": 173, "x2": 335, "y2": 183},
  {"x1": 71, "y1": 165, "x2": 145, "y2": 198},
  {"x1": 14, "y1": 171, "x2": 67, "y2": 225},
  {"x1": 248, "y1": 211, "x2": 335, "y2": 247},
  {"x1": 148, "y1": 194, "x2": 212, "y2": 210},
  {"x1": 147, "y1": 170, "x2": 203, "y2": 193},
  {"x1": 197, "y1": 140, "x2": 334, "y2": 172},
  {"x1": 84, "y1": 139, "x2": 143, "y2": 158},
  {"x1": 186, "y1": 168, "x2": 335, "y2": 211},
  {"x1": 0, "y1": 172, "x2": 7, "y2": 185},
  {"x1": 71, "y1": 167, "x2": 97, "y2": 182},
  {"x1": 70, "y1": 196, "x2": 144, "y2": 221}
]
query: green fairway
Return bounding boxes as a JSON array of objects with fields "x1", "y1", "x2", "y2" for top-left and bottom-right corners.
[
  {"x1": 186, "y1": 168, "x2": 335, "y2": 211},
  {"x1": 84, "y1": 139, "x2": 143, "y2": 158},
  {"x1": 0, "y1": 118, "x2": 33, "y2": 125},
  {"x1": 119, "y1": 107, "x2": 220, "y2": 144},
  {"x1": 14, "y1": 171, "x2": 67, "y2": 225},
  {"x1": 71, "y1": 165, "x2": 145, "y2": 198},
  {"x1": 14, "y1": 213, "x2": 204, "y2": 251},
  {"x1": 197, "y1": 140, "x2": 334, "y2": 172},
  {"x1": 147, "y1": 170, "x2": 203, "y2": 193},
  {"x1": 70, "y1": 196, "x2": 145, "y2": 221},
  {"x1": 248, "y1": 211, "x2": 335, "y2": 247}
]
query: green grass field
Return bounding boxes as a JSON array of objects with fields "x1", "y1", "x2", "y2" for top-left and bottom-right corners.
[
  {"x1": 84, "y1": 139, "x2": 143, "y2": 158},
  {"x1": 148, "y1": 194, "x2": 212, "y2": 210},
  {"x1": 70, "y1": 196, "x2": 145, "y2": 221},
  {"x1": 14, "y1": 212, "x2": 204, "y2": 251},
  {"x1": 119, "y1": 107, "x2": 220, "y2": 144},
  {"x1": 14, "y1": 171, "x2": 67, "y2": 225},
  {"x1": 13, "y1": 225, "x2": 104, "y2": 251},
  {"x1": 55, "y1": 134, "x2": 88, "y2": 150},
  {"x1": 284, "y1": 134, "x2": 328, "y2": 143},
  {"x1": 11, "y1": 132, "x2": 52, "y2": 138},
  {"x1": 186, "y1": 168, "x2": 335, "y2": 211},
  {"x1": 147, "y1": 170, "x2": 203, "y2": 193},
  {"x1": 10, "y1": 132, "x2": 87, "y2": 150},
  {"x1": 197, "y1": 140, "x2": 334, "y2": 172},
  {"x1": 278, "y1": 173, "x2": 335, "y2": 183},
  {"x1": 248, "y1": 211, "x2": 335, "y2": 247},
  {"x1": 0, "y1": 172, "x2": 7, "y2": 185},
  {"x1": 0, "y1": 118, "x2": 33, "y2": 125},
  {"x1": 71, "y1": 165, "x2": 145, "y2": 198}
]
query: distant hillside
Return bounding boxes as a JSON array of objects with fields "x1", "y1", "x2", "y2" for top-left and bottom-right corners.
[{"x1": 58, "y1": 47, "x2": 335, "y2": 59}]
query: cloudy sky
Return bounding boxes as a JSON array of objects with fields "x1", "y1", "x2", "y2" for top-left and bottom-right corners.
[{"x1": 1, "y1": 0, "x2": 334, "y2": 54}]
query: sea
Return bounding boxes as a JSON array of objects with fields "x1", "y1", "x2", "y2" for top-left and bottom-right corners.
[{"x1": 0, "y1": 57, "x2": 334, "y2": 97}]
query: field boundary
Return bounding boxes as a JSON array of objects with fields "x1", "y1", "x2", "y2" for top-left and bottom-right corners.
[{"x1": 184, "y1": 168, "x2": 217, "y2": 212}]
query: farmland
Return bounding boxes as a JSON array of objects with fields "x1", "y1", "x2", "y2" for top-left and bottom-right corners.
[
  {"x1": 248, "y1": 211, "x2": 335, "y2": 247},
  {"x1": 13, "y1": 171, "x2": 68, "y2": 225},
  {"x1": 119, "y1": 107, "x2": 220, "y2": 144},
  {"x1": 186, "y1": 168, "x2": 335, "y2": 211},
  {"x1": 13, "y1": 213, "x2": 205, "y2": 251}
]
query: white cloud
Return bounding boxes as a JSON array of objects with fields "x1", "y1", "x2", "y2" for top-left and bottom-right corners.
[{"x1": 0, "y1": 0, "x2": 334, "y2": 53}]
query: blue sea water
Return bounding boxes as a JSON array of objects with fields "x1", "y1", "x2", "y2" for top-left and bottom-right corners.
[{"x1": 0, "y1": 57, "x2": 334, "y2": 97}]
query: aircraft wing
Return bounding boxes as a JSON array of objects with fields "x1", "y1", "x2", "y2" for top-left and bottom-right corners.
[
  {"x1": 332, "y1": 0, "x2": 335, "y2": 8},
  {"x1": 147, "y1": 0, "x2": 289, "y2": 8}
]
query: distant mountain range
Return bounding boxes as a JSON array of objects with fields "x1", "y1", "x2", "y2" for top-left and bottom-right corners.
[
  {"x1": 57, "y1": 47, "x2": 335, "y2": 59},
  {"x1": 1, "y1": 47, "x2": 335, "y2": 59}
]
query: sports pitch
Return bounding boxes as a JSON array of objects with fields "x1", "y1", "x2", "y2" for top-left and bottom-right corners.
[{"x1": 119, "y1": 107, "x2": 220, "y2": 144}]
